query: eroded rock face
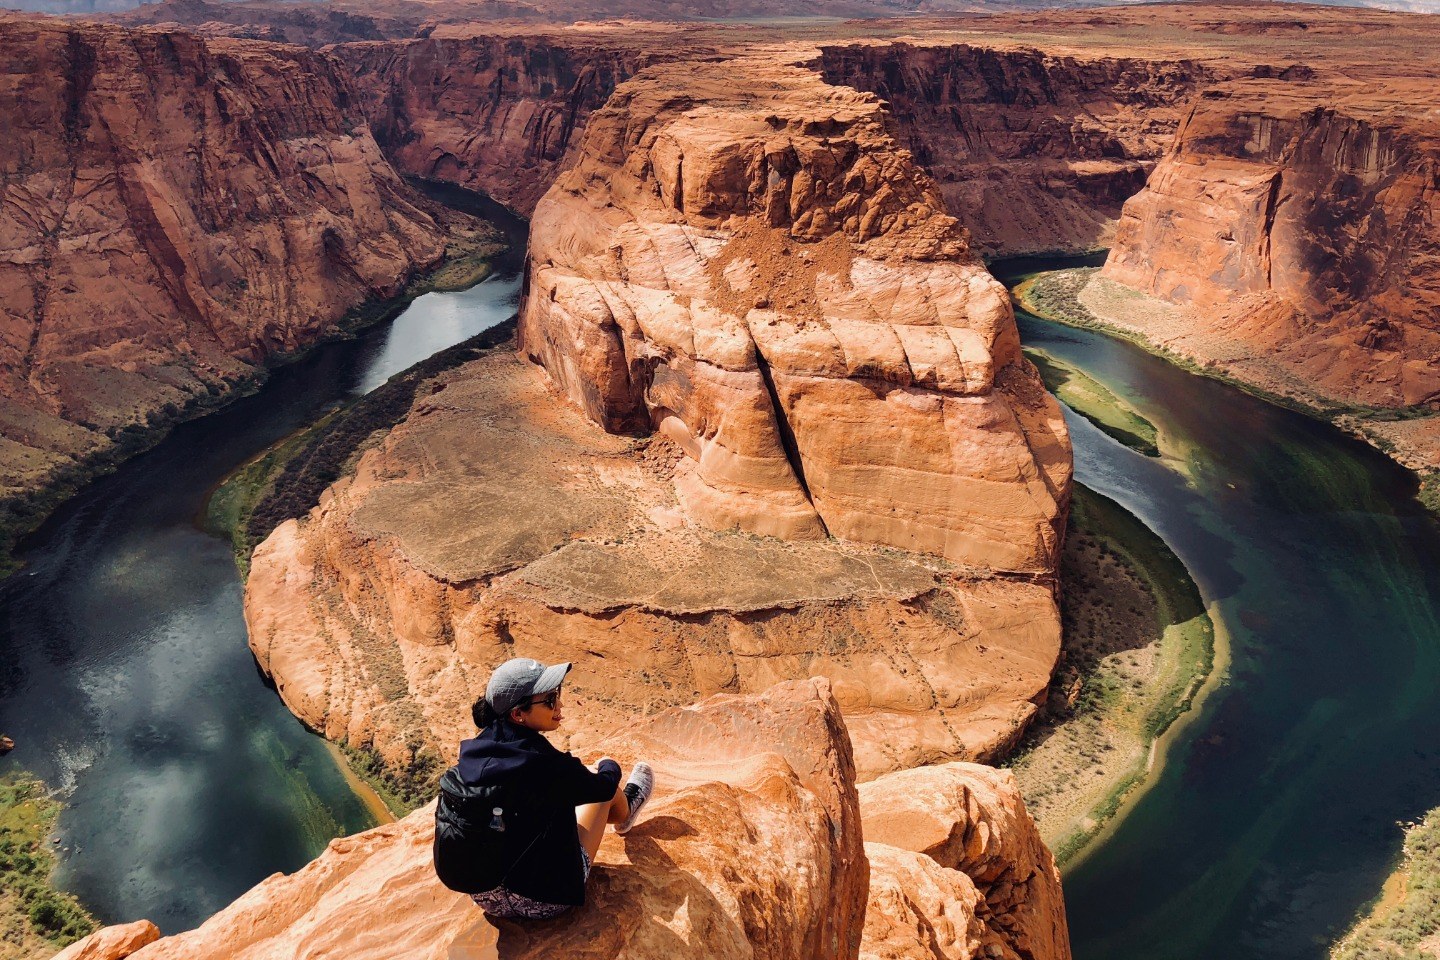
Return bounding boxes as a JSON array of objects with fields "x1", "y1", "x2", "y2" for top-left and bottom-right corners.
[
  {"x1": 860, "y1": 763, "x2": 1069, "y2": 960},
  {"x1": 1103, "y1": 97, "x2": 1440, "y2": 409},
  {"x1": 519, "y1": 57, "x2": 1071, "y2": 571},
  {"x1": 341, "y1": 29, "x2": 680, "y2": 212},
  {"x1": 0, "y1": 16, "x2": 456, "y2": 512},
  {"x1": 245, "y1": 349, "x2": 1063, "y2": 783},
  {"x1": 68, "y1": 680, "x2": 870, "y2": 960},
  {"x1": 60, "y1": 681, "x2": 1069, "y2": 960},
  {"x1": 818, "y1": 43, "x2": 1204, "y2": 255}
]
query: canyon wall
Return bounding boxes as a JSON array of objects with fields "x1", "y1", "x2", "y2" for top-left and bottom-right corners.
[
  {"x1": 1102, "y1": 93, "x2": 1440, "y2": 410},
  {"x1": 56, "y1": 681, "x2": 1070, "y2": 960},
  {"x1": 0, "y1": 17, "x2": 461, "y2": 527},
  {"x1": 339, "y1": 29, "x2": 679, "y2": 213},
  {"x1": 817, "y1": 42, "x2": 1204, "y2": 255}
]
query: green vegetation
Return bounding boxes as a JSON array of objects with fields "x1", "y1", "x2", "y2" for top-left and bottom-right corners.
[
  {"x1": 206, "y1": 320, "x2": 518, "y2": 572},
  {"x1": 0, "y1": 772, "x2": 96, "y2": 956},
  {"x1": 1, "y1": 228, "x2": 505, "y2": 584},
  {"x1": 1025, "y1": 348, "x2": 1160, "y2": 456},
  {"x1": 1008, "y1": 485, "x2": 1215, "y2": 866},
  {"x1": 338, "y1": 742, "x2": 444, "y2": 819},
  {"x1": 1334, "y1": 808, "x2": 1440, "y2": 960}
]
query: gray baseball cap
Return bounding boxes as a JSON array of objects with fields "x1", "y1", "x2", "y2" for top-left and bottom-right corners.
[{"x1": 485, "y1": 657, "x2": 571, "y2": 715}]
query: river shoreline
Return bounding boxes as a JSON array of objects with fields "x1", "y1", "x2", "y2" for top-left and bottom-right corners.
[
  {"x1": 0, "y1": 186, "x2": 508, "y2": 584},
  {"x1": 1012, "y1": 268, "x2": 1440, "y2": 514}
]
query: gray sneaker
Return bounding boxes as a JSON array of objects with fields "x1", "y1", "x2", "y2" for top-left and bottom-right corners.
[{"x1": 617, "y1": 762, "x2": 654, "y2": 834}]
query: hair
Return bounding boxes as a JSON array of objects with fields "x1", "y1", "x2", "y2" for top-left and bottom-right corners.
[
  {"x1": 472, "y1": 696, "x2": 535, "y2": 730},
  {"x1": 472, "y1": 697, "x2": 502, "y2": 730}
]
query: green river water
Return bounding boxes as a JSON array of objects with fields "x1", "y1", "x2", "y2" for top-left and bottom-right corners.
[{"x1": 994, "y1": 257, "x2": 1440, "y2": 960}]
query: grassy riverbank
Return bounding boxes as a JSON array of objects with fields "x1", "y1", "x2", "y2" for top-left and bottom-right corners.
[
  {"x1": 1008, "y1": 485, "x2": 1214, "y2": 866},
  {"x1": 1015, "y1": 268, "x2": 1440, "y2": 516},
  {"x1": 0, "y1": 772, "x2": 94, "y2": 958},
  {"x1": 1024, "y1": 348, "x2": 1160, "y2": 456},
  {"x1": 1332, "y1": 808, "x2": 1440, "y2": 960}
]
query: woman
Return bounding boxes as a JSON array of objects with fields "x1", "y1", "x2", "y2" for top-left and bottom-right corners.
[{"x1": 438, "y1": 657, "x2": 654, "y2": 920}]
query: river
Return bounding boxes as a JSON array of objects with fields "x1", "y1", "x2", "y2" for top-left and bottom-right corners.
[
  {"x1": 993, "y1": 256, "x2": 1440, "y2": 960},
  {"x1": 0, "y1": 209, "x2": 523, "y2": 931}
]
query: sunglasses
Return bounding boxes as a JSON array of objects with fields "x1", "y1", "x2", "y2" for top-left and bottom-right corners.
[{"x1": 527, "y1": 690, "x2": 561, "y2": 710}]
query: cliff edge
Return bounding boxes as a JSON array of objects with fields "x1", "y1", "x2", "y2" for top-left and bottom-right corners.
[{"x1": 55, "y1": 680, "x2": 1070, "y2": 960}]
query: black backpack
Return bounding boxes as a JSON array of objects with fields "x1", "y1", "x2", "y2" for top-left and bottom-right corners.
[{"x1": 432, "y1": 766, "x2": 545, "y2": 894}]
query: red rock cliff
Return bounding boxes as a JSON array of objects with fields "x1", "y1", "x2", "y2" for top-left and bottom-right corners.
[
  {"x1": 817, "y1": 42, "x2": 1204, "y2": 255},
  {"x1": 340, "y1": 28, "x2": 687, "y2": 212},
  {"x1": 1103, "y1": 94, "x2": 1440, "y2": 409},
  {"x1": 0, "y1": 16, "x2": 457, "y2": 520},
  {"x1": 56, "y1": 680, "x2": 1070, "y2": 960}
]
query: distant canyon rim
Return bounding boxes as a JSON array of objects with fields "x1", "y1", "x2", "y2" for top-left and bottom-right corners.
[{"x1": 5, "y1": 1, "x2": 1440, "y2": 958}]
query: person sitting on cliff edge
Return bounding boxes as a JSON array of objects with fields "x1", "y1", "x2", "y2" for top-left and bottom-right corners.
[{"x1": 433, "y1": 657, "x2": 654, "y2": 920}]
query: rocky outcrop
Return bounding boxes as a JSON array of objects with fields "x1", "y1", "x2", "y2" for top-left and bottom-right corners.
[
  {"x1": 1102, "y1": 95, "x2": 1440, "y2": 411},
  {"x1": 340, "y1": 29, "x2": 678, "y2": 213},
  {"x1": 818, "y1": 43, "x2": 1204, "y2": 255},
  {"x1": 53, "y1": 921, "x2": 160, "y2": 960},
  {"x1": 520, "y1": 56, "x2": 1070, "y2": 567},
  {"x1": 245, "y1": 347, "x2": 1064, "y2": 783},
  {"x1": 859, "y1": 763, "x2": 1069, "y2": 960},
  {"x1": 0, "y1": 17, "x2": 462, "y2": 528},
  {"x1": 56, "y1": 680, "x2": 1069, "y2": 960},
  {"x1": 242, "y1": 53, "x2": 1068, "y2": 787}
]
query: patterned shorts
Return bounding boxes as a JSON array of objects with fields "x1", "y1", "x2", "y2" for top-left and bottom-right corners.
[{"x1": 470, "y1": 850, "x2": 591, "y2": 921}]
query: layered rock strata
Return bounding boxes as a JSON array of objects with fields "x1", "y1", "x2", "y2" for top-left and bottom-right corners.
[
  {"x1": 817, "y1": 43, "x2": 1204, "y2": 255},
  {"x1": 519, "y1": 57, "x2": 1071, "y2": 568},
  {"x1": 1102, "y1": 94, "x2": 1440, "y2": 412},
  {"x1": 245, "y1": 348, "x2": 1064, "y2": 782},
  {"x1": 55, "y1": 680, "x2": 1070, "y2": 960},
  {"x1": 0, "y1": 17, "x2": 461, "y2": 522},
  {"x1": 339, "y1": 28, "x2": 685, "y2": 213}
]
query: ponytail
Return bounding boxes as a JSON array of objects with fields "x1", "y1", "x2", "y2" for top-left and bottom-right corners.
[{"x1": 472, "y1": 697, "x2": 502, "y2": 731}]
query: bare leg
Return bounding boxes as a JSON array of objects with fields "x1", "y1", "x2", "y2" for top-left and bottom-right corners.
[{"x1": 576, "y1": 785, "x2": 630, "y2": 861}]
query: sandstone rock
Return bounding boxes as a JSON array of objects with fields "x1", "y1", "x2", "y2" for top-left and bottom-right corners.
[
  {"x1": 818, "y1": 43, "x2": 1204, "y2": 256},
  {"x1": 340, "y1": 27, "x2": 688, "y2": 213},
  {"x1": 0, "y1": 16, "x2": 461, "y2": 519},
  {"x1": 860, "y1": 762, "x2": 1070, "y2": 960},
  {"x1": 519, "y1": 56, "x2": 1071, "y2": 571},
  {"x1": 245, "y1": 349, "x2": 1063, "y2": 783},
  {"x1": 1103, "y1": 96, "x2": 1440, "y2": 411},
  {"x1": 54, "y1": 920, "x2": 160, "y2": 960},
  {"x1": 79, "y1": 680, "x2": 872, "y2": 960},
  {"x1": 59, "y1": 682, "x2": 1074, "y2": 960}
]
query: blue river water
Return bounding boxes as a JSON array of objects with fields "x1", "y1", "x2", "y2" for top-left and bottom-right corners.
[
  {"x1": 0, "y1": 264, "x2": 520, "y2": 932},
  {"x1": 993, "y1": 256, "x2": 1440, "y2": 960}
]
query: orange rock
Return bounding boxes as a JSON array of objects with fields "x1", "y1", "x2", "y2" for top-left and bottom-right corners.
[
  {"x1": 0, "y1": 16, "x2": 457, "y2": 510},
  {"x1": 61, "y1": 681, "x2": 1071, "y2": 960},
  {"x1": 244, "y1": 350, "x2": 1063, "y2": 782},
  {"x1": 518, "y1": 56, "x2": 1071, "y2": 572},
  {"x1": 860, "y1": 763, "x2": 1070, "y2": 960},
  {"x1": 54, "y1": 920, "x2": 160, "y2": 960}
]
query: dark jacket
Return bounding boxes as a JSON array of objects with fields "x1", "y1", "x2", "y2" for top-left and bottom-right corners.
[{"x1": 454, "y1": 719, "x2": 620, "y2": 906}]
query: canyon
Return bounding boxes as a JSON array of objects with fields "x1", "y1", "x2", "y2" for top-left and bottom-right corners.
[
  {"x1": 0, "y1": 15, "x2": 490, "y2": 562},
  {"x1": 11, "y1": 3, "x2": 1440, "y2": 959}
]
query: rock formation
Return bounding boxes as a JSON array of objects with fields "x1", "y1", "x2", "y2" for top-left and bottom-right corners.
[
  {"x1": 340, "y1": 27, "x2": 674, "y2": 213},
  {"x1": 53, "y1": 680, "x2": 1070, "y2": 960},
  {"x1": 519, "y1": 56, "x2": 1070, "y2": 567},
  {"x1": 817, "y1": 43, "x2": 1204, "y2": 255},
  {"x1": 1102, "y1": 94, "x2": 1440, "y2": 411},
  {"x1": 245, "y1": 347, "x2": 1064, "y2": 783},
  {"x1": 0, "y1": 16, "x2": 462, "y2": 527},
  {"x1": 242, "y1": 54, "x2": 1070, "y2": 785}
]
